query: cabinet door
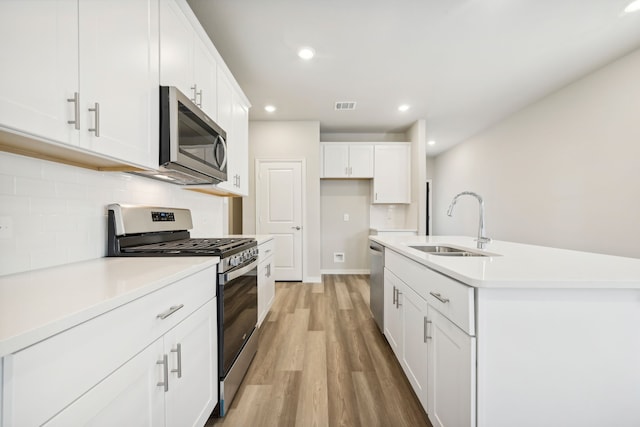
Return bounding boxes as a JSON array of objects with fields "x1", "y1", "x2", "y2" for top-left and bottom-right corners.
[
  {"x1": 0, "y1": 0, "x2": 79, "y2": 146},
  {"x1": 159, "y1": 0, "x2": 194, "y2": 98},
  {"x1": 383, "y1": 268, "x2": 403, "y2": 359},
  {"x1": 401, "y1": 285, "x2": 429, "y2": 411},
  {"x1": 348, "y1": 144, "x2": 374, "y2": 178},
  {"x1": 43, "y1": 340, "x2": 165, "y2": 427},
  {"x1": 427, "y1": 308, "x2": 476, "y2": 427},
  {"x1": 322, "y1": 144, "x2": 349, "y2": 178},
  {"x1": 373, "y1": 144, "x2": 411, "y2": 203},
  {"x1": 216, "y1": 68, "x2": 233, "y2": 132},
  {"x1": 193, "y1": 36, "x2": 218, "y2": 120},
  {"x1": 164, "y1": 299, "x2": 218, "y2": 427},
  {"x1": 78, "y1": 0, "x2": 159, "y2": 169},
  {"x1": 258, "y1": 255, "x2": 275, "y2": 326}
]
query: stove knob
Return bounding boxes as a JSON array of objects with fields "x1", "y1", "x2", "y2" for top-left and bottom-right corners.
[{"x1": 230, "y1": 256, "x2": 239, "y2": 267}]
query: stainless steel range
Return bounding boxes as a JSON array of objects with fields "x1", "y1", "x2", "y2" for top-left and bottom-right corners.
[{"x1": 107, "y1": 204, "x2": 258, "y2": 417}]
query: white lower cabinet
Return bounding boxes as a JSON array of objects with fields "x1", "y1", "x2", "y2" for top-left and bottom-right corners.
[
  {"x1": 2, "y1": 266, "x2": 218, "y2": 427},
  {"x1": 383, "y1": 268, "x2": 403, "y2": 357},
  {"x1": 384, "y1": 268, "x2": 428, "y2": 410},
  {"x1": 427, "y1": 307, "x2": 476, "y2": 427},
  {"x1": 44, "y1": 299, "x2": 217, "y2": 427},
  {"x1": 384, "y1": 249, "x2": 475, "y2": 427},
  {"x1": 257, "y1": 238, "x2": 276, "y2": 326},
  {"x1": 43, "y1": 339, "x2": 165, "y2": 427}
]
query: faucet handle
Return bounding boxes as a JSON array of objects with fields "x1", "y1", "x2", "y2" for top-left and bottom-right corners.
[{"x1": 475, "y1": 236, "x2": 491, "y2": 249}]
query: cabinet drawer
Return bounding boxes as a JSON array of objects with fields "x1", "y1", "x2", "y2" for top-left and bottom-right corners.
[
  {"x1": 386, "y1": 250, "x2": 474, "y2": 335},
  {"x1": 3, "y1": 265, "x2": 215, "y2": 427},
  {"x1": 259, "y1": 238, "x2": 275, "y2": 260},
  {"x1": 423, "y1": 268, "x2": 475, "y2": 335}
]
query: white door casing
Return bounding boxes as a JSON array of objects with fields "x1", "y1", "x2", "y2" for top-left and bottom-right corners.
[{"x1": 256, "y1": 160, "x2": 304, "y2": 281}]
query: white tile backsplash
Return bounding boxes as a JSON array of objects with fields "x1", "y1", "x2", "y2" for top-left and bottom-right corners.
[{"x1": 0, "y1": 151, "x2": 226, "y2": 276}]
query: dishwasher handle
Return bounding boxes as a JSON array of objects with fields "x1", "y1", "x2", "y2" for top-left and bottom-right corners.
[{"x1": 369, "y1": 245, "x2": 383, "y2": 253}]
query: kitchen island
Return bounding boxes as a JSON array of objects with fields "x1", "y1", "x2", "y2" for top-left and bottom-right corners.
[{"x1": 370, "y1": 235, "x2": 640, "y2": 427}]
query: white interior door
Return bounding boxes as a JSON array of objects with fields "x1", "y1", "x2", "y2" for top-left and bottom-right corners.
[{"x1": 256, "y1": 160, "x2": 303, "y2": 281}]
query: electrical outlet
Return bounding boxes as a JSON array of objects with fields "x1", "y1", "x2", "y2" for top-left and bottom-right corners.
[
  {"x1": 333, "y1": 252, "x2": 345, "y2": 263},
  {"x1": 343, "y1": 213, "x2": 350, "y2": 221},
  {"x1": 0, "y1": 216, "x2": 13, "y2": 239}
]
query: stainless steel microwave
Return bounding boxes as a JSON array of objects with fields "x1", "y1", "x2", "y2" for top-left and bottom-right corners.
[{"x1": 134, "y1": 86, "x2": 227, "y2": 185}]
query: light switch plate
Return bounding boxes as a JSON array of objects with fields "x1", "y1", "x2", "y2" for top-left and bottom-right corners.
[{"x1": 343, "y1": 213, "x2": 350, "y2": 221}]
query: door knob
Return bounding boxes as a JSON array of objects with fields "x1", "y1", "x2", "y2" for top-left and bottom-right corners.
[{"x1": 292, "y1": 226, "x2": 301, "y2": 230}]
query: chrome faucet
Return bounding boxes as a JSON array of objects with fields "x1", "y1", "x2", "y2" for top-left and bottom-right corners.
[{"x1": 447, "y1": 191, "x2": 491, "y2": 249}]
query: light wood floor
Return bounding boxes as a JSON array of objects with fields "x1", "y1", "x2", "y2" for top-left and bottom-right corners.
[{"x1": 207, "y1": 275, "x2": 433, "y2": 427}]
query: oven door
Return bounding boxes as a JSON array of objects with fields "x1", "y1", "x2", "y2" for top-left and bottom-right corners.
[{"x1": 218, "y1": 258, "x2": 258, "y2": 377}]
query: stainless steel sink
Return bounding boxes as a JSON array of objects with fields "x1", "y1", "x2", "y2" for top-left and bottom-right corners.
[{"x1": 409, "y1": 245, "x2": 488, "y2": 257}]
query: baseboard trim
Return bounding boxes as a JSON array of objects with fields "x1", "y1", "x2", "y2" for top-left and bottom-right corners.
[
  {"x1": 320, "y1": 269, "x2": 370, "y2": 275},
  {"x1": 303, "y1": 276, "x2": 322, "y2": 283}
]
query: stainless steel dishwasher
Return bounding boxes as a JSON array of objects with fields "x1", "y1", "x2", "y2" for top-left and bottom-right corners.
[{"x1": 369, "y1": 241, "x2": 384, "y2": 332}]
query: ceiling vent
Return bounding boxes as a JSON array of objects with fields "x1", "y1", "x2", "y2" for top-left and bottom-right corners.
[{"x1": 335, "y1": 101, "x2": 357, "y2": 111}]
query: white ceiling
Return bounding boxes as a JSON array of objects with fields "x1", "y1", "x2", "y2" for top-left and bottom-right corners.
[{"x1": 187, "y1": 0, "x2": 640, "y2": 154}]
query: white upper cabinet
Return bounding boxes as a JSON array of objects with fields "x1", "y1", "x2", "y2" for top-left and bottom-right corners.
[
  {"x1": 321, "y1": 143, "x2": 374, "y2": 178},
  {"x1": 373, "y1": 143, "x2": 411, "y2": 204},
  {"x1": 0, "y1": 0, "x2": 80, "y2": 147},
  {"x1": 215, "y1": 70, "x2": 249, "y2": 196},
  {"x1": 79, "y1": 0, "x2": 159, "y2": 169},
  {"x1": 0, "y1": 0, "x2": 159, "y2": 170},
  {"x1": 159, "y1": 0, "x2": 217, "y2": 120}
]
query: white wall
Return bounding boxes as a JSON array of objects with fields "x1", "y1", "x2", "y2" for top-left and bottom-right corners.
[
  {"x1": 320, "y1": 180, "x2": 370, "y2": 273},
  {"x1": 0, "y1": 151, "x2": 226, "y2": 276},
  {"x1": 432, "y1": 48, "x2": 640, "y2": 258},
  {"x1": 244, "y1": 121, "x2": 321, "y2": 282}
]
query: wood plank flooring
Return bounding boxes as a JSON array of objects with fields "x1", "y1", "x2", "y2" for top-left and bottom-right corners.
[{"x1": 207, "y1": 275, "x2": 432, "y2": 427}]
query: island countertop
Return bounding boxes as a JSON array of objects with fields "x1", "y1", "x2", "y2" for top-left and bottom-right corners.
[{"x1": 370, "y1": 235, "x2": 640, "y2": 289}]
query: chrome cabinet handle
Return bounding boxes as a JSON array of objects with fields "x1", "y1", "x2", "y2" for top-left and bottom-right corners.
[
  {"x1": 392, "y1": 286, "x2": 397, "y2": 305},
  {"x1": 67, "y1": 92, "x2": 80, "y2": 129},
  {"x1": 292, "y1": 226, "x2": 301, "y2": 230},
  {"x1": 424, "y1": 317, "x2": 432, "y2": 342},
  {"x1": 157, "y1": 304, "x2": 184, "y2": 320},
  {"x1": 171, "y1": 343, "x2": 182, "y2": 378},
  {"x1": 396, "y1": 290, "x2": 402, "y2": 307},
  {"x1": 430, "y1": 292, "x2": 450, "y2": 304},
  {"x1": 375, "y1": 192, "x2": 378, "y2": 201},
  {"x1": 88, "y1": 102, "x2": 100, "y2": 137},
  {"x1": 157, "y1": 354, "x2": 169, "y2": 392},
  {"x1": 196, "y1": 89, "x2": 203, "y2": 107},
  {"x1": 190, "y1": 84, "x2": 198, "y2": 103}
]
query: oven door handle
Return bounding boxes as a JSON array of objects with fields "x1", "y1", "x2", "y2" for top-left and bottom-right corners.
[{"x1": 221, "y1": 258, "x2": 258, "y2": 285}]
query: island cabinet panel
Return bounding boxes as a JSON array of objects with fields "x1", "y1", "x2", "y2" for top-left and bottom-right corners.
[
  {"x1": 386, "y1": 249, "x2": 475, "y2": 335},
  {"x1": 384, "y1": 268, "x2": 403, "y2": 358},
  {"x1": 475, "y1": 288, "x2": 640, "y2": 427},
  {"x1": 427, "y1": 308, "x2": 476, "y2": 427}
]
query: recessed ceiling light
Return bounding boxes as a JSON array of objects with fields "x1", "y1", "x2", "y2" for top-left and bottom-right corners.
[
  {"x1": 427, "y1": 140, "x2": 436, "y2": 146},
  {"x1": 297, "y1": 47, "x2": 315, "y2": 60},
  {"x1": 264, "y1": 105, "x2": 276, "y2": 113},
  {"x1": 398, "y1": 104, "x2": 410, "y2": 112},
  {"x1": 625, "y1": 0, "x2": 640, "y2": 13}
]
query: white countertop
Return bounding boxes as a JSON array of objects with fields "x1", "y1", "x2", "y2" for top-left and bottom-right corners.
[
  {"x1": 0, "y1": 257, "x2": 219, "y2": 357},
  {"x1": 370, "y1": 235, "x2": 640, "y2": 289},
  {"x1": 370, "y1": 228, "x2": 418, "y2": 232}
]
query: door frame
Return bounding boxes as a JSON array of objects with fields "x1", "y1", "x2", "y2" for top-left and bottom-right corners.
[{"x1": 255, "y1": 158, "x2": 306, "y2": 281}]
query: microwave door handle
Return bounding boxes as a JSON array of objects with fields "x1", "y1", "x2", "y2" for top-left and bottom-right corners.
[
  {"x1": 214, "y1": 135, "x2": 228, "y2": 169},
  {"x1": 221, "y1": 259, "x2": 258, "y2": 284}
]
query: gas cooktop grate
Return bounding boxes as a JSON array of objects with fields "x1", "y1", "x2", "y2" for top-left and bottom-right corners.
[{"x1": 121, "y1": 238, "x2": 254, "y2": 254}]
